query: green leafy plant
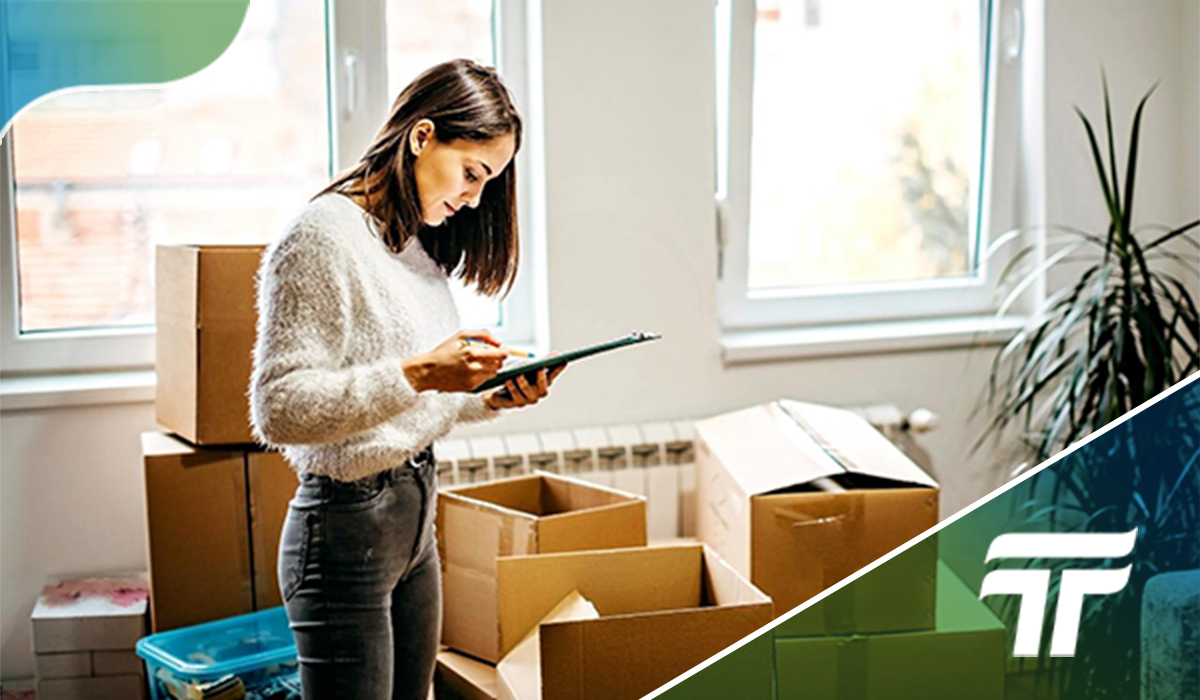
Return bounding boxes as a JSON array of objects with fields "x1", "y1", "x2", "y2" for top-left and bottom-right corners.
[{"x1": 981, "y1": 76, "x2": 1199, "y2": 468}]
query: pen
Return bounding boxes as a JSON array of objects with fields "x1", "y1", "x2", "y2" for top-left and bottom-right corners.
[{"x1": 465, "y1": 338, "x2": 535, "y2": 359}]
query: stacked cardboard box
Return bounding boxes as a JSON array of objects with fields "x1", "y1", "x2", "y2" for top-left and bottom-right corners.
[
  {"x1": 31, "y1": 573, "x2": 150, "y2": 700},
  {"x1": 145, "y1": 244, "x2": 297, "y2": 633}
]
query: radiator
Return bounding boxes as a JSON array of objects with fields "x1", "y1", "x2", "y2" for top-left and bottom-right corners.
[{"x1": 433, "y1": 404, "x2": 937, "y2": 541}]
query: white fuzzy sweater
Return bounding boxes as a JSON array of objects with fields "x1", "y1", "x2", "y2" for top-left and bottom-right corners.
[{"x1": 248, "y1": 192, "x2": 502, "y2": 482}]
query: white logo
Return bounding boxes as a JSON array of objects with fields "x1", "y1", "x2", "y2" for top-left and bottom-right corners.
[{"x1": 980, "y1": 529, "x2": 1138, "y2": 657}]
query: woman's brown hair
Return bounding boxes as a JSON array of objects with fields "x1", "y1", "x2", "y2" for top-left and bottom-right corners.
[{"x1": 314, "y1": 59, "x2": 523, "y2": 298}]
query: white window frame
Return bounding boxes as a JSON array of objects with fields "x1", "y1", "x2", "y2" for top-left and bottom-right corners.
[
  {"x1": 716, "y1": 0, "x2": 1025, "y2": 331},
  {"x1": 0, "y1": 0, "x2": 542, "y2": 377},
  {"x1": 332, "y1": 0, "x2": 544, "y2": 348}
]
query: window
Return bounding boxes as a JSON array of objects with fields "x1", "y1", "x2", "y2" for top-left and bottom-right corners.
[
  {"x1": 716, "y1": 0, "x2": 1021, "y2": 330},
  {"x1": 1, "y1": 0, "x2": 538, "y2": 374}
]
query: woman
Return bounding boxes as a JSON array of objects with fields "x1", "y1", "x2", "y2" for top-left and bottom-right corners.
[{"x1": 248, "y1": 59, "x2": 562, "y2": 699}]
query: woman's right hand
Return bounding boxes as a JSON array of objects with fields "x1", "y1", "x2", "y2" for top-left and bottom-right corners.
[{"x1": 401, "y1": 329, "x2": 514, "y2": 393}]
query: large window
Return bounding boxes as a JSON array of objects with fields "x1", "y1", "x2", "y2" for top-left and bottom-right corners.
[
  {"x1": 717, "y1": 0, "x2": 1021, "y2": 330},
  {"x1": 1, "y1": 0, "x2": 536, "y2": 374}
]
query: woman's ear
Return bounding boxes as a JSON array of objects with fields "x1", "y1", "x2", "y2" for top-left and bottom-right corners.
[{"x1": 410, "y1": 119, "x2": 435, "y2": 157}]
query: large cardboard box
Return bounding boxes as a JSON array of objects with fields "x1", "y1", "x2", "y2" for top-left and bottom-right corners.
[
  {"x1": 143, "y1": 432, "x2": 253, "y2": 632},
  {"x1": 438, "y1": 473, "x2": 648, "y2": 662},
  {"x1": 495, "y1": 543, "x2": 773, "y2": 700},
  {"x1": 142, "y1": 433, "x2": 297, "y2": 631},
  {"x1": 156, "y1": 244, "x2": 263, "y2": 445},
  {"x1": 248, "y1": 449, "x2": 299, "y2": 609},
  {"x1": 696, "y1": 400, "x2": 939, "y2": 629},
  {"x1": 774, "y1": 561, "x2": 1006, "y2": 700}
]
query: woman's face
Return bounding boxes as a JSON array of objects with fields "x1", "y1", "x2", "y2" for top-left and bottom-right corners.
[{"x1": 407, "y1": 119, "x2": 516, "y2": 227}]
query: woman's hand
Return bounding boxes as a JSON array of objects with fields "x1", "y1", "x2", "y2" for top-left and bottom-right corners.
[
  {"x1": 483, "y1": 362, "x2": 567, "y2": 411},
  {"x1": 401, "y1": 329, "x2": 515, "y2": 393}
]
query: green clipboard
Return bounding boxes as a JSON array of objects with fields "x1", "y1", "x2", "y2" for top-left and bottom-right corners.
[{"x1": 470, "y1": 330, "x2": 662, "y2": 394}]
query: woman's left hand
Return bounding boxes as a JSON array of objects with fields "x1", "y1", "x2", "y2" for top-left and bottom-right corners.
[{"x1": 483, "y1": 363, "x2": 567, "y2": 410}]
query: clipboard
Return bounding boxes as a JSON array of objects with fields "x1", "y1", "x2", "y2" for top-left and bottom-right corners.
[{"x1": 471, "y1": 330, "x2": 662, "y2": 393}]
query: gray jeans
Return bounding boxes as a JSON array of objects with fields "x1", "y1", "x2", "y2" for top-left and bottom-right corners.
[{"x1": 278, "y1": 446, "x2": 440, "y2": 700}]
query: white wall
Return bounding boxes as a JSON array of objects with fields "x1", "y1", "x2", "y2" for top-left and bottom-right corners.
[{"x1": 2, "y1": 0, "x2": 1196, "y2": 681}]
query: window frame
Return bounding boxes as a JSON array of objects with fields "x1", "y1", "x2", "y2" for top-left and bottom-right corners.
[
  {"x1": 0, "y1": 0, "x2": 541, "y2": 377},
  {"x1": 715, "y1": 0, "x2": 1025, "y2": 331}
]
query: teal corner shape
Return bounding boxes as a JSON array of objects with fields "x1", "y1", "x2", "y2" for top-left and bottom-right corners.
[{"x1": 0, "y1": 0, "x2": 250, "y2": 135}]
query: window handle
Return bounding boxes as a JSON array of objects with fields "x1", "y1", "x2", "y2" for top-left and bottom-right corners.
[
  {"x1": 1002, "y1": 2, "x2": 1023, "y2": 63},
  {"x1": 343, "y1": 51, "x2": 359, "y2": 120}
]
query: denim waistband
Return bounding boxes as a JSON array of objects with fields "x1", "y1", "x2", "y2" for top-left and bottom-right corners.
[{"x1": 300, "y1": 445, "x2": 435, "y2": 488}]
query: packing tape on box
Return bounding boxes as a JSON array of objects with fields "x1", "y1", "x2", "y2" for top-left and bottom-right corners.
[{"x1": 772, "y1": 493, "x2": 866, "y2": 634}]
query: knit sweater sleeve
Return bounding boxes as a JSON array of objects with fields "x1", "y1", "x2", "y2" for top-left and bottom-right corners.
[
  {"x1": 456, "y1": 392, "x2": 504, "y2": 424},
  {"x1": 248, "y1": 223, "x2": 420, "y2": 446}
]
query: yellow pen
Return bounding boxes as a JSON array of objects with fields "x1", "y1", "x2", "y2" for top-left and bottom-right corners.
[{"x1": 464, "y1": 338, "x2": 535, "y2": 359}]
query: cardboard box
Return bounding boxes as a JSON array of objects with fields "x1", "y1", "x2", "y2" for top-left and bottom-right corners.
[
  {"x1": 35, "y1": 652, "x2": 91, "y2": 679},
  {"x1": 92, "y1": 649, "x2": 144, "y2": 676},
  {"x1": 436, "y1": 649, "x2": 499, "y2": 700},
  {"x1": 772, "y1": 535, "x2": 939, "y2": 638},
  {"x1": 248, "y1": 449, "x2": 298, "y2": 609},
  {"x1": 696, "y1": 400, "x2": 939, "y2": 628},
  {"x1": 31, "y1": 573, "x2": 148, "y2": 653},
  {"x1": 142, "y1": 433, "x2": 298, "y2": 631},
  {"x1": 774, "y1": 561, "x2": 1006, "y2": 700},
  {"x1": 37, "y1": 674, "x2": 145, "y2": 700},
  {"x1": 142, "y1": 432, "x2": 253, "y2": 632},
  {"x1": 438, "y1": 473, "x2": 648, "y2": 662},
  {"x1": 497, "y1": 591, "x2": 599, "y2": 700},
  {"x1": 155, "y1": 244, "x2": 263, "y2": 445},
  {"x1": 495, "y1": 543, "x2": 773, "y2": 699}
]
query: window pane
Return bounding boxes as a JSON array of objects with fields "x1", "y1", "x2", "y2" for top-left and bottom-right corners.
[
  {"x1": 747, "y1": 0, "x2": 982, "y2": 292},
  {"x1": 11, "y1": 0, "x2": 329, "y2": 334},
  {"x1": 386, "y1": 0, "x2": 500, "y2": 328}
]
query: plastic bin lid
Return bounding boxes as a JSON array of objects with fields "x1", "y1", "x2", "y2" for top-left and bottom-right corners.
[{"x1": 136, "y1": 607, "x2": 296, "y2": 680}]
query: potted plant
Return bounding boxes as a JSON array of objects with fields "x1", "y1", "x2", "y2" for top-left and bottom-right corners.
[
  {"x1": 980, "y1": 76, "x2": 1199, "y2": 699},
  {"x1": 982, "y1": 76, "x2": 1198, "y2": 468}
]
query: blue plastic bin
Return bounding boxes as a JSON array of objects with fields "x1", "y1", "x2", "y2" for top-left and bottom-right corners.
[{"x1": 135, "y1": 606, "x2": 298, "y2": 700}]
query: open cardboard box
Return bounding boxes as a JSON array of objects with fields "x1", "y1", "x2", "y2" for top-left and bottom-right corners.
[
  {"x1": 495, "y1": 543, "x2": 773, "y2": 700},
  {"x1": 438, "y1": 472, "x2": 647, "y2": 662},
  {"x1": 696, "y1": 399, "x2": 940, "y2": 633}
]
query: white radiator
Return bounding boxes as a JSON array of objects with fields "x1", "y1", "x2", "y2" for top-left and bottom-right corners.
[{"x1": 433, "y1": 404, "x2": 937, "y2": 541}]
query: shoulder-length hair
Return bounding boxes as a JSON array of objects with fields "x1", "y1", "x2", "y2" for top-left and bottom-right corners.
[{"x1": 314, "y1": 59, "x2": 523, "y2": 298}]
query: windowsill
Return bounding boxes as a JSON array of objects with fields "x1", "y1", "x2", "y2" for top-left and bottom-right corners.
[
  {"x1": 0, "y1": 369, "x2": 156, "y2": 412},
  {"x1": 721, "y1": 315, "x2": 1026, "y2": 365},
  {"x1": 0, "y1": 319, "x2": 1023, "y2": 409}
]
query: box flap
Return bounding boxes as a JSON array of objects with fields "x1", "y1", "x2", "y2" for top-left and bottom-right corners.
[
  {"x1": 696, "y1": 404, "x2": 838, "y2": 496},
  {"x1": 496, "y1": 591, "x2": 598, "y2": 700},
  {"x1": 700, "y1": 545, "x2": 772, "y2": 607},
  {"x1": 495, "y1": 545, "x2": 703, "y2": 659},
  {"x1": 696, "y1": 402, "x2": 935, "y2": 496},
  {"x1": 436, "y1": 649, "x2": 499, "y2": 700},
  {"x1": 778, "y1": 400, "x2": 937, "y2": 489}
]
